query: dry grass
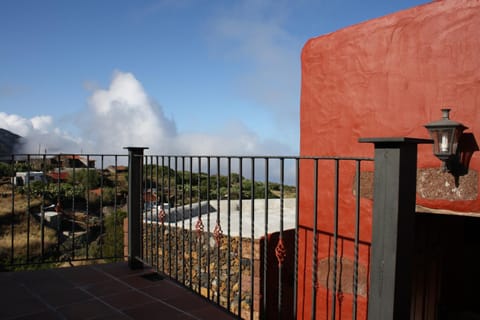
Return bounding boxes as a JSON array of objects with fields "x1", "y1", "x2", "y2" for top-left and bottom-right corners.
[
  {"x1": 0, "y1": 208, "x2": 57, "y2": 262},
  {"x1": 0, "y1": 188, "x2": 43, "y2": 218},
  {"x1": 270, "y1": 190, "x2": 297, "y2": 198}
]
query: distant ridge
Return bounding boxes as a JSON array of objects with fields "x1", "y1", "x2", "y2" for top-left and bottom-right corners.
[{"x1": 0, "y1": 128, "x2": 22, "y2": 155}]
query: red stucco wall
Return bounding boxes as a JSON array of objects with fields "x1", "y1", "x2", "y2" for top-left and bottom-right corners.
[
  {"x1": 298, "y1": 0, "x2": 480, "y2": 318},
  {"x1": 301, "y1": 0, "x2": 480, "y2": 212}
]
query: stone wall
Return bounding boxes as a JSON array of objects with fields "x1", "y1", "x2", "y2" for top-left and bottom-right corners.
[{"x1": 124, "y1": 218, "x2": 295, "y2": 319}]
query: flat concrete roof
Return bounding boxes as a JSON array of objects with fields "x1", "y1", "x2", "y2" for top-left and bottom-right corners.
[{"x1": 145, "y1": 199, "x2": 297, "y2": 239}]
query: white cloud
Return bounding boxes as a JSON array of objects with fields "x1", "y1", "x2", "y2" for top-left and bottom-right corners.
[
  {"x1": 89, "y1": 71, "x2": 150, "y2": 115},
  {"x1": 1, "y1": 70, "x2": 293, "y2": 158},
  {"x1": 0, "y1": 112, "x2": 34, "y2": 137},
  {"x1": 31, "y1": 116, "x2": 53, "y2": 133},
  {"x1": 174, "y1": 121, "x2": 289, "y2": 156},
  {"x1": 1, "y1": 70, "x2": 296, "y2": 183},
  {"x1": 83, "y1": 71, "x2": 176, "y2": 154},
  {"x1": 82, "y1": 70, "x2": 292, "y2": 156},
  {"x1": 0, "y1": 112, "x2": 82, "y2": 154}
]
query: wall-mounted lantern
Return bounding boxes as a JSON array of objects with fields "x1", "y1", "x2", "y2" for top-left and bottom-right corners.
[{"x1": 424, "y1": 108, "x2": 467, "y2": 172}]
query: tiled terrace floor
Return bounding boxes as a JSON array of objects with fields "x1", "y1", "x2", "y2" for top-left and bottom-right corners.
[{"x1": 0, "y1": 262, "x2": 237, "y2": 320}]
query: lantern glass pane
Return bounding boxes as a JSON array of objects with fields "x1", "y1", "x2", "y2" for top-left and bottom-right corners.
[
  {"x1": 430, "y1": 129, "x2": 454, "y2": 156},
  {"x1": 451, "y1": 127, "x2": 463, "y2": 154},
  {"x1": 430, "y1": 130, "x2": 440, "y2": 154}
]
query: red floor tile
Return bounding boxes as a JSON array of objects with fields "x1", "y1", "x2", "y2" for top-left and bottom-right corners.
[
  {"x1": 56, "y1": 298, "x2": 119, "y2": 320},
  {"x1": 83, "y1": 278, "x2": 131, "y2": 297},
  {"x1": 122, "y1": 301, "x2": 195, "y2": 320},
  {"x1": 100, "y1": 289, "x2": 156, "y2": 311},
  {"x1": 141, "y1": 281, "x2": 187, "y2": 300},
  {"x1": 36, "y1": 287, "x2": 92, "y2": 308},
  {"x1": 0, "y1": 262, "x2": 237, "y2": 320}
]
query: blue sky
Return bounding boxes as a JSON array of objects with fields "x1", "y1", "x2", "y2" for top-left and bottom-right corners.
[{"x1": 0, "y1": 0, "x2": 430, "y2": 154}]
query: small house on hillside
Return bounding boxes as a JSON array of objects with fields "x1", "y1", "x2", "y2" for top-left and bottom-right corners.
[
  {"x1": 47, "y1": 171, "x2": 69, "y2": 182},
  {"x1": 49, "y1": 155, "x2": 95, "y2": 169},
  {"x1": 106, "y1": 165, "x2": 128, "y2": 174}
]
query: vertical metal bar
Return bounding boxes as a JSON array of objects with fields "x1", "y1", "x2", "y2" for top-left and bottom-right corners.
[
  {"x1": 26, "y1": 155, "x2": 31, "y2": 263},
  {"x1": 56, "y1": 155, "x2": 61, "y2": 255},
  {"x1": 277, "y1": 158, "x2": 285, "y2": 318},
  {"x1": 311, "y1": 159, "x2": 319, "y2": 320},
  {"x1": 149, "y1": 157, "x2": 154, "y2": 265},
  {"x1": 331, "y1": 159, "x2": 340, "y2": 320},
  {"x1": 148, "y1": 157, "x2": 153, "y2": 267},
  {"x1": 151, "y1": 159, "x2": 154, "y2": 261},
  {"x1": 197, "y1": 156, "x2": 202, "y2": 293},
  {"x1": 263, "y1": 157, "x2": 269, "y2": 318},
  {"x1": 125, "y1": 147, "x2": 147, "y2": 269},
  {"x1": 216, "y1": 156, "x2": 221, "y2": 305},
  {"x1": 293, "y1": 157, "x2": 300, "y2": 318},
  {"x1": 238, "y1": 157, "x2": 243, "y2": 318},
  {"x1": 86, "y1": 155, "x2": 90, "y2": 259},
  {"x1": 10, "y1": 155, "x2": 15, "y2": 266},
  {"x1": 227, "y1": 156, "x2": 231, "y2": 311},
  {"x1": 100, "y1": 155, "x2": 104, "y2": 258},
  {"x1": 189, "y1": 156, "x2": 193, "y2": 289},
  {"x1": 41, "y1": 154, "x2": 46, "y2": 261},
  {"x1": 352, "y1": 160, "x2": 361, "y2": 320},
  {"x1": 167, "y1": 156, "x2": 172, "y2": 275},
  {"x1": 181, "y1": 156, "x2": 186, "y2": 285},
  {"x1": 155, "y1": 156, "x2": 160, "y2": 267},
  {"x1": 174, "y1": 156, "x2": 179, "y2": 280},
  {"x1": 114, "y1": 156, "x2": 118, "y2": 259},
  {"x1": 250, "y1": 157, "x2": 255, "y2": 320},
  {"x1": 144, "y1": 157, "x2": 148, "y2": 264},
  {"x1": 141, "y1": 157, "x2": 147, "y2": 264},
  {"x1": 71, "y1": 156, "x2": 76, "y2": 260},
  {"x1": 142, "y1": 156, "x2": 147, "y2": 263},
  {"x1": 161, "y1": 156, "x2": 166, "y2": 273},
  {"x1": 206, "y1": 156, "x2": 211, "y2": 300},
  {"x1": 150, "y1": 156, "x2": 155, "y2": 265}
]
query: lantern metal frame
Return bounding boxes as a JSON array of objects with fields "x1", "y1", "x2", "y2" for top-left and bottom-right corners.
[{"x1": 424, "y1": 108, "x2": 467, "y2": 172}]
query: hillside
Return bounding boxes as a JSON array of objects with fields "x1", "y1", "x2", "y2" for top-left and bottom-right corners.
[{"x1": 0, "y1": 128, "x2": 22, "y2": 156}]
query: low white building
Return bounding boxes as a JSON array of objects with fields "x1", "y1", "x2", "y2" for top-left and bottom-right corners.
[{"x1": 12, "y1": 171, "x2": 45, "y2": 186}]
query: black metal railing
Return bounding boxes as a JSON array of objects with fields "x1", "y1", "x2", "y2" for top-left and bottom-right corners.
[
  {"x1": 124, "y1": 150, "x2": 373, "y2": 319},
  {"x1": 1, "y1": 138, "x2": 428, "y2": 320},
  {"x1": 1, "y1": 150, "x2": 373, "y2": 319},
  {"x1": 0, "y1": 153, "x2": 128, "y2": 269}
]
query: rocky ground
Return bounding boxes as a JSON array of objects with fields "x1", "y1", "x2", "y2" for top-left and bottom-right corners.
[{"x1": 142, "y1": 223, "x2": 261, "y2": 319}]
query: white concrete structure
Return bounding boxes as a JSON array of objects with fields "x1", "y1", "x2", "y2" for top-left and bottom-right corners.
[
  {"x1": 34, "y1": 211, "x2": 61, "y2": 228},
  {"x1": 145, "y1": 198, "x2": 297, "y2": 239},
  {"x1": 12, "y1": 171, "x2": 45, "y2": 186}
]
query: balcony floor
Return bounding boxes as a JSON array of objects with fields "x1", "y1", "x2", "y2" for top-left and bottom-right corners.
[{"x1": 0, "y1": 262, "x2": 237, "y2": 320}]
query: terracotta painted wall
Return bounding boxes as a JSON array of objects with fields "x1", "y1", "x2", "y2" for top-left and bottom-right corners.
[{"x1": 298, "y1": 0, "x2": 480, "y2": 318}]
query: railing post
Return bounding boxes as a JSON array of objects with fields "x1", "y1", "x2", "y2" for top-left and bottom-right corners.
[
  {"x1": 359, "y1": 137, "x2": 431, "y2": 320},
  {"x1": 125, "y1": 147, "x2": 148, "y2": 270}
]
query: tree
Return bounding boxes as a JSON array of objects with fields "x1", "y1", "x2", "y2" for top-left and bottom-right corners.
[
  {"x1": 0, "y1": 162, "x2": 13, "y2": 177},
  {"x1": 70, "y1": 169, "x2": 101, "y2": 189},
  {"x1": 102, "y1": 210, "x2": 127, "y2": 259}
]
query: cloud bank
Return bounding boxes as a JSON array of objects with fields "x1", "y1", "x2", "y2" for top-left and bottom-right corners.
[
  {"x1": 1, "y1": 71, "x2": 292, "y2": 156},
  {"x1": 83, "y1": 71, "x2": 176, "y2": 154},
  {"x1": 0, "y1": 112, "x2": 81, "y2": 154}
]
